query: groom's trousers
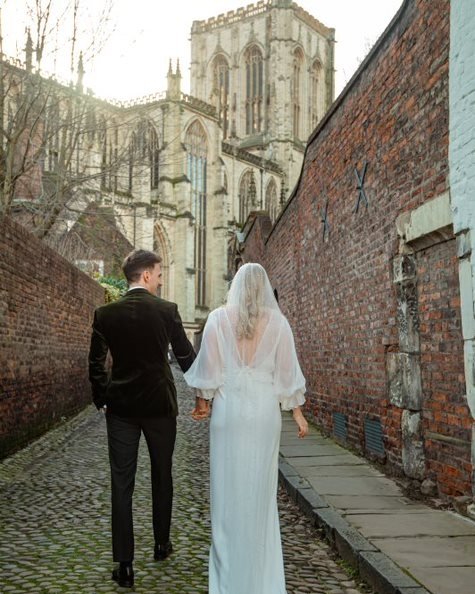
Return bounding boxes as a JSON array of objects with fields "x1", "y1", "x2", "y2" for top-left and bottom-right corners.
[{"x1": 106, "y1": 413, "x2": 177, "y2": 562}]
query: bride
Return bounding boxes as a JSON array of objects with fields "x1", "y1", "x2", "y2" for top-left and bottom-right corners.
[{"x1": 184, "y1": 262, "x2": 308, "y2": 594}]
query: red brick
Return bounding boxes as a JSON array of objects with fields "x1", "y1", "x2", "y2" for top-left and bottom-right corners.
[
  {"x1": 0, "y1": 217, "x2": 105, "y2": 457},
  {"x1": 240, "y1": 0, "x2": 472, "y2": 499}
]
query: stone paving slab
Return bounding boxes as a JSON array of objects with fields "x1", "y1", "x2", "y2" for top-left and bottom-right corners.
[
  {"x1": 281, "y1": 428, "x2": 329, "y2": 443},
  {"x1": 298, "y1": 465, "x2": 385, "y2": 478},
  {"x1": 306, "y1": 476, "x2": 405, "y2": 497},
  {"x1": 343, "y1": 507, "x2": 430, "y2": 516},
  {"x1": 372, "y1": 535, "x2": 475, "y2": 568},
  {"x1": 281, "y1": 444, "x2": 347, "y2": 457},
  {"x1": 0, "y1": 369, "x2": 370, "y2": 594},
  {"x1": 324, "y1": 495, "x2": 425, "y2": 512},
  {"x1": 349, "y1": 510, "x2": 475, "y2": 538},
  {"x1": 288, "y1": 454, "x2": 367, "y2": 467},
  {"x1": 278, "y1": 412, "x2": 475, "y2": 594},
  {"x1": 408, "y1": 567, "x2": 475, "y2": 594}
]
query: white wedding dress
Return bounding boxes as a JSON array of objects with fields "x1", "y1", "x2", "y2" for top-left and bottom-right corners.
[{"x1": 184, "y1": 304, "x2": 305, "y2": 594}]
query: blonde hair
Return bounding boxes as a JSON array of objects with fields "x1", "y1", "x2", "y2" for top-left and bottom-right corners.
[{"x1": 233, "y1": 264, "x2": 267, "y2": 340}]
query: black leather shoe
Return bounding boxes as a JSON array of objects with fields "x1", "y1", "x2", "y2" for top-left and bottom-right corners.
[
  {"x1": 112, "y1": 563, "x2": 134, "y2": 587},
  {"x1": 154, "y1": 540, "x2": 173, "y2": 561}
]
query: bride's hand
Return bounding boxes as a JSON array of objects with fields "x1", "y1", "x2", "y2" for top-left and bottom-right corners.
[
  {"x1": 292, "y1": 407, "x2": 308, "y2": 438},
  {"x1": 192, "y1": 396, "x2": 210, "y2": 420}
]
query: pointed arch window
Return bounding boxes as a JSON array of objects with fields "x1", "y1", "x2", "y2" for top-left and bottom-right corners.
[
  {"x1": 109, "y1": 120, "x2": 118, "y2": 191},
  {"x1": 100, "y1": 117, "x2": 108, "y2": 191},
  {"x1": 137, "y1": 120, "x2": 148, "y2": 159},
  {"x1": 292, "y1": 48, "x2": 304, "y2": 140},
  {"x1": 213, "y1": 55, "x2": 230, "y2": 139},
  {"x1": 128, "y1": 132, "x2": 136, "y2": 193},
  {"x1": 45, "y1": 101, "x2": 59, "y2": 171},
  {"x1": 244, "y1": 46, "x2": 263, "y2": 135},
  {"x1": 185, "y1": 120, "x2": 208, "y2": 307},
  {"x1": 154, "y1": 224, "x2": 170, "y2": 300},
  {"x1": 149, "y1": 125, "x2": 160, "y2": 190},
  {"x1": 265, "y1": 178, "x2": 278, "y2": 223},
  {"x1": 310, "y1": 60, "x2": 322, "y2": 130},
  {"x1": 86, "y1": 106, "x2": 96, "y2": 144},
  {"x1": 239, "y1": 170, "x2": 257, "y2": 224}
]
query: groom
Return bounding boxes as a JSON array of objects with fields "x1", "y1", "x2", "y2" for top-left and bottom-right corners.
[{"x1": 88, "y1": 249, "x2": 195, "y2": 588}]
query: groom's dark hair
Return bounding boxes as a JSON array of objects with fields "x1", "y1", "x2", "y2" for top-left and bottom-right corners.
[{"x1": 122, "y1": 249, "x2": 162, "y2": 283}]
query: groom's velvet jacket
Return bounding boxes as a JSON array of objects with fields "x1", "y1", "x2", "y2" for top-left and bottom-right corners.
[{"x1": 88, "y1": 288, "x2": 195, "y2": 417}]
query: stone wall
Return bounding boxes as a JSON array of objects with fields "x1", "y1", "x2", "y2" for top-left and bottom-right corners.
[
  {"x1": 0, "y1": 217, "x2": 105, "y2": 458},
  {"x1": 240, "y1": 0, "x2": 473, "y2": 498}
]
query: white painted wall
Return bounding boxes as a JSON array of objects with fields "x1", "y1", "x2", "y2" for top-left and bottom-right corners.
[
  {"x1": 450, "y1": 0, "x2": 475, "y2": 503},
  {"x1": 450, "y1": 0, "x2": 475, "y2": 237}
]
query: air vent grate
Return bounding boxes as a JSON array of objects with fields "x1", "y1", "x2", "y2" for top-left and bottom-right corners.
[
  {"x1": 333, "y1": 412, "x2": 348, "y2": 441},
  {"x1": 364, "y1": 417, "x2": 385, "y2": 456}
]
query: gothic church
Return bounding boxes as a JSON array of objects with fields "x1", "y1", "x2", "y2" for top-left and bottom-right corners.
[{"x1": 9, "y1": 0, "x2": 335, "y2": 331}]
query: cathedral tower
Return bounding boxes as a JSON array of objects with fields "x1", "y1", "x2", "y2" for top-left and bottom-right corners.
[{"x1": 190, "y1": 0, "x2": 335, "y2": 193}]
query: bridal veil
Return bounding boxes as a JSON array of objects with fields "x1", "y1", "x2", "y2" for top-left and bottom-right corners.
[{"x1": 184, "y1": 262, "x2": 305, "y2": 410}]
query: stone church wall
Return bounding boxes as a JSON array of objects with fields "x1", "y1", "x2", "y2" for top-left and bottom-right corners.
[
  {"x1": 241, "y1": 0, "x2": 472, "y2": 498},
  {"x1": 0, "y1": 217, "x2": 105, "y2": 458}
]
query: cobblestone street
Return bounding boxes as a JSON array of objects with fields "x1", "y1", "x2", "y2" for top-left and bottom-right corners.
[{"x1": 0, "y1": 369, "x2": 370, "y2": 594}]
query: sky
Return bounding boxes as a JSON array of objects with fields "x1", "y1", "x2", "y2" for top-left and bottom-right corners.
[{"x1": 1, "y1": 0, "x2": 403, "y2": 101}]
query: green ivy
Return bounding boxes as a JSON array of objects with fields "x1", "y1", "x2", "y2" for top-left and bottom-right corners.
[{"x1": 96, "y1": 275, "x2": 128, "y2": 303}]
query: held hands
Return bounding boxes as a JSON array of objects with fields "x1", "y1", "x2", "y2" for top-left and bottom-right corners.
[
  {"x1": 191, "y1": 395, "x2": 210, "y2": 421},
  {"x1": 292, "y1": 407, "x2": 308, "y2": 438}
]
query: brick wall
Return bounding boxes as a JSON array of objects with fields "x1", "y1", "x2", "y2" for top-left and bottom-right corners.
[
  {"x1": 0, "y1": 217, "x2": 105, "y2": 458},
  {"x1": 240, "y1": 213, "x2": 273, "y2": 269},
  {"x1": 241, "y1": 0, "x2": 472, "y2": 497},
  {"x1": 417, "y1": 239, "x2": 470, "y2": 496}
]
